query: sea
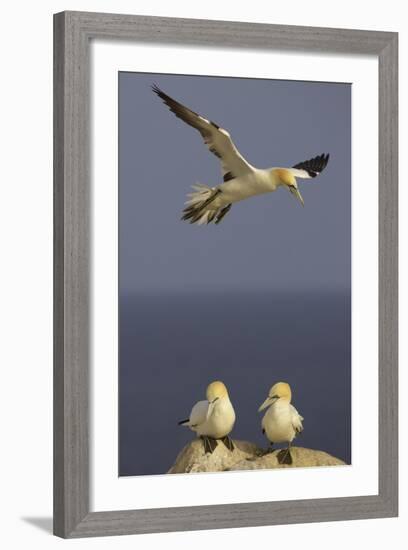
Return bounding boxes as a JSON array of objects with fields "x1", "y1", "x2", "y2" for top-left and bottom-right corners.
[{"x1": 119, "y1": 289, "x2": 351, "y2": 476}]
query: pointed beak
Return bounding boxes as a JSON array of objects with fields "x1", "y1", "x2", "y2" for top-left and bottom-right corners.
[
  {"x1": 206, "y1": 398, "x2": 219, "y2": 419},
  {"x1": 288, "y1": 186, "x2": 304, "y2": 206},
  {"x1": 258, "y1": 397, "x2": 273, "y2": 412}
]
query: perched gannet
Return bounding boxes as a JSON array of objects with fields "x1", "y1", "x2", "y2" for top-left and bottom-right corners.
[
  {"x1": 178, "y1": 381, "x2": 236, "y2": 453},
  {"x1": 258, "y1": 382, "x2": 304, "y2": 465},
  {"x1": 152, "y1": 85, "x2": 330, "y2": 225}
]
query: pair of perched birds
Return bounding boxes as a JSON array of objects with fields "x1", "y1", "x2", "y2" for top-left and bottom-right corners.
[{"x1": 178, "y1": 381, "x2": 303, "y2": 465}]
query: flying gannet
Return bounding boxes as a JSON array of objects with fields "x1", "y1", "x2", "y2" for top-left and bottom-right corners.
[
  {"x1": 178, "y1": 381, "x2": 236, "y2": 453},
  {"x1": 258, "y1": 381, "x2": 304, "y2": 465},
  {"x1": 152, "y1": 85, "x2": 330, "y2": 225}
]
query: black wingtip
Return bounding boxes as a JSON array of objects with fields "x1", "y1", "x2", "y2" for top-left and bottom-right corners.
[
  {"x1": 321, "y1": 152, "x2": 330, "y2": 167},
  {"x1": 177, "y1": 418, "x2": 189, "y2": 426},
  {"x1": 151, "y1": 83, "x2": 160, "y2": 93},
  {"x1": 151, "y1": 83, "x2": 169, "y2": 102},
  {"x1": 292, "y1": 153, "x2": 330, "y2": 177}
]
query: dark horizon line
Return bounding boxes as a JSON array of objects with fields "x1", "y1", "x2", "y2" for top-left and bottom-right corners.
[{"x1": 119, "y1": 286, "x2": 352, "y2": 296}]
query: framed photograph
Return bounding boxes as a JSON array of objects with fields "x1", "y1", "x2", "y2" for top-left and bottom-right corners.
[{"x1": 53, "y1": 11, "x2": 398, "y2": 538}]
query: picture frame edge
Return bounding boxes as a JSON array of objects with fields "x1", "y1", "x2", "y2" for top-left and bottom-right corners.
[
  {"x1": 53, "y1": 11, "x2": 398, "y2": 539},
  {"x1": 61, "y1": 493, "x2": 397, "y2": 539}
]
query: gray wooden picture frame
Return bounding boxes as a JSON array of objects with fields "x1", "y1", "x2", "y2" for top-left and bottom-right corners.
[{"x1": 53, "y1": 11, "x2": 398, "y2": 538}]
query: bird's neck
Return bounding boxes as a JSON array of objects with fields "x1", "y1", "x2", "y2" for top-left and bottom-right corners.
[
  {"x1": 267, "y1": 169, "x2": 284, "y2": 189},
  {"x1": 275, "y1": 397, "x2": 291, "y2": 408},
  {"x1": 214, "y1": 396, "x2": 231, "y2": 409}
]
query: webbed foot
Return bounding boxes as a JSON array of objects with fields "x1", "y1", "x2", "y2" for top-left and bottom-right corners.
[
  {"x1": 277, "y1": 448, "x2": 293, "y2": 465},
  {"x1": 201, "y1": 436, "x2": 218, "y2": 454},
  {"x1": 220, "y1": 435, "x2": 235, "y2": 452}
]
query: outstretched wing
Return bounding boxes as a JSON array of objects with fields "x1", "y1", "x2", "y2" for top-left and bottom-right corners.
[
  {"x1": 152, "y1": 85, "x2": 254, "y2": 181},
  {"x1": 289, "y1": 153, "x2": 330, "y2": 179}
]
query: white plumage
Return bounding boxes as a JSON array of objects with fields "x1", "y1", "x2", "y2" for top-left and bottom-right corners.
[
  {"x1": 179, "y1": 381, "x2": 236, "y2": 453},
  {"x1": 261, "y1": 399, "x2": 304, "y2": 445},
  {"x1": 184, "y1": 397, "x2": 236, "y2": 439},
  {"x1": 258, "y1": 382, "x2": 304, "y2": 464},
  {"x1": 152, "y1": 85, "x2": 329, "y2": 225}
]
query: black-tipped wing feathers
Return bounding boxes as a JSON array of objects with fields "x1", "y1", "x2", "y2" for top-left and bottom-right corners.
[
  {"x1": 152, "y1": 85, "x2": 254, "y2": 180},
  {"x1": 292, "y1": 153, "x2": 330, "y2": 178},
  {"x1": 152, "y1": 84, "x2": 213, "y2": 137}
]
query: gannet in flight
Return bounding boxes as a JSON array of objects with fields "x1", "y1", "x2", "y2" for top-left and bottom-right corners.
[
  {"x1": 258, "y1": 382, "x2": 304, "y2": 465},
  {"x1": 152, "y1": 85, "x2": 330, "y2": 225},
  {"x1": 178, "y1": 381, "x2": 236, "y2": 454}
]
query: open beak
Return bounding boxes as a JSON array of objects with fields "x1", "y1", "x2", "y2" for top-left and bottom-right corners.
[
  {"x1": 288, "y1": 186, "x2": 304, "y2": 206},
  {"x1": 258, "y1": 396, "x2": 274, "y2": 412}
]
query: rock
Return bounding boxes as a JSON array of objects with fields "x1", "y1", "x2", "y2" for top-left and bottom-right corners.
[
  {"x1": 232, "y1": 446, "x2": 346, "y2": 470},
  {"x1": 167, "y1": 439, "x2": 262, "y2": 474},
  {"x1": 168, "y1": 439, "x2": 345, "y2": 474}
]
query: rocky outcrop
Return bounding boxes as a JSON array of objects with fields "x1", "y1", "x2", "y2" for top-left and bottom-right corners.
[
  {"x1": 231, "y1": 445, "x2": 346, "y2": 470},
  {"x1": 168, "y1": 439, "x2": 345, "y2": 474}
]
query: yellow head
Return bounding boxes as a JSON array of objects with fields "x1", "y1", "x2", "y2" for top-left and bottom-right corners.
[
  {"x1": 275, "y1": 168, "x2": 296, "y2": 187},
  {"x1": 206, "y1": 381, "x2": 228, "y2": 403},
  {"x1": 269, "y1": 382, "x2": 292, "y2": 401},
  {"x1": 273, "y1": 169, "x2": 304, "y2": 206},
  {"x1": 258, "y1": 381, "x2": 292, "y2": 412}
]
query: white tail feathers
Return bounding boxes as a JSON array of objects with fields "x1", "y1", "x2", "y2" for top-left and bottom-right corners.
[
  {"x1": 185, "y1": 184, "x2": 213, "y2": 206},
  {"x1": 181, "y1": 183, "x2": 229, "y2": 225},
  {"x1": 182, "y1": 183, "x2": 217, "y2": 225}
]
